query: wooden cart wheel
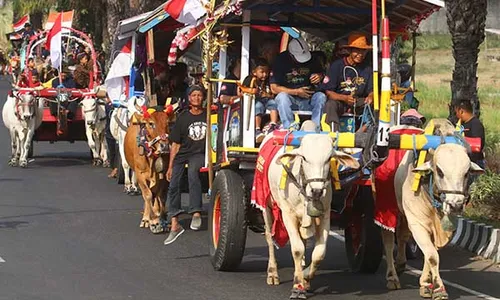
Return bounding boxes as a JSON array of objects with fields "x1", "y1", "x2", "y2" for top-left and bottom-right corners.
[{"x1": 345, "y1": 185, "x2": 383, "y2": 273}]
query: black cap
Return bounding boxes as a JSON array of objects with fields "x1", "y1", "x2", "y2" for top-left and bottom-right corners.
[
  {"x1": 187, "y1": 85, "x2": 205, "y2": 96},
  {"x1": 24, "y1": 22, "x2": 31, "y2": 28}
]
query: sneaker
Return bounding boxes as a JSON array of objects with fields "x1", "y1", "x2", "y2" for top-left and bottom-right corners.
[
  {"x1": 163, "y1": 226, "x2": 185, "y2": 245},
  {"x1": 267, "y1": 123, "x2": 278, "y2": 134},
  {"x1": 255, "y1": 129, "x2": 265, "y2": 143},
  {"x1": 190, "y1": 215, "x2": 202, "y2": 231}
]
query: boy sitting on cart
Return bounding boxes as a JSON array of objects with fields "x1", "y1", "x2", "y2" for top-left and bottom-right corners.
[
  {"x1": 240, "y1": 58, "x2": 278, "y2": 143},
  {"x1": 270, "y1": 37, "x2": 326, "y2": 130}
]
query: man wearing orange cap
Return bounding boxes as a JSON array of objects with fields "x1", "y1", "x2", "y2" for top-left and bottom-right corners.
[{"x1": 322, "y1": 33, "x2": 374, "y2": 132}]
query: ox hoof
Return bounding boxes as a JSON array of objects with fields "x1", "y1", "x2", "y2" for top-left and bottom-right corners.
[
  {"x1": 140, "y1": 219, "x2": 150, "y2": 228},
  {"x1": 290, "y1": 288, "x2": 307, "y2": 300},
  {"x1": 123, "y1": 186, "x2": 131, "y2": 194},
  {"x1": 396, "y1": 263, "x2": 406, "y2": 276},
  {"x1": 131, "y1": 188, "x2": 141, "y2": 196},
  {"x1": 387, "y1": 279, "x2": 401, "y2": 290},
  {"x1": 419, "y1": 286, "x2": 432, "y2": 298},
  {"x1": 8, "y1": 159, "x2": 18, "y2": 167},
  {"x1": 266, "y1": 274, "x2": 280, "y2": 286},
  {"x1": 149, "y1": 222, "x2": 164, "y2": 234},
  {"x1": 102, "y1": 160, "x2": 111, "y2": 168},
  {"x1": 92, "y1": 159, "x2": 103, "y2": 166},
  {"x1": 432, "y1": 287, "x2": 448, "y2": 300},
  {"x1": 19, "y1": 160, "x2": 28, "y2": 168}
]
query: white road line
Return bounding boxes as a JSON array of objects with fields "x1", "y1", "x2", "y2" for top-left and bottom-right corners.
[
  {"x1": 328, "y1": 230, "x2": 500, "y2": 300},
  {"x1": 0, "y1": 256, "x2": 5, "y2": 263}
]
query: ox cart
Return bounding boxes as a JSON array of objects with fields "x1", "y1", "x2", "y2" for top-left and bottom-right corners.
[
  {"x1": 183, "y1": 0, "x2": 483, "y2": 275},
  {"x1": 21, "y1": 27, "x2": 102, "y2": 156}
]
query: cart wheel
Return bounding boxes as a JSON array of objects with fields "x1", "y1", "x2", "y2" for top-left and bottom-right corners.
[
  {"x1": 28, "y1": 140, "x2": 34, "y2": 158},
  {"x1": 116, "y1": 155, "x2": 125, "y2": 185},
  {"x1": 345, "y1": 186, "x2": 383, "y2": 273},
  {"x1": 209, "y1": 169, "x2": 247, "y2": 271},
  {"x1": 406, "y1": 236, "x2": 421, "y2": 260}
]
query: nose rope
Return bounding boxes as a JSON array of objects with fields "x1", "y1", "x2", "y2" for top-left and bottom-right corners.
[{"x1": 427, "y1": 172, "x2": 468, "y2": 209}]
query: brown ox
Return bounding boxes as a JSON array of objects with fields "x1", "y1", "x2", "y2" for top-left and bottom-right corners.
[{"x1": 124, "y1": 111, "x2": 172, "y2": 234}]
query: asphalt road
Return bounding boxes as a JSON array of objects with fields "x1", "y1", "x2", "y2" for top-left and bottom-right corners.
[{"x1": 0, "y1": 78, "x2": 499, "y2": 300}]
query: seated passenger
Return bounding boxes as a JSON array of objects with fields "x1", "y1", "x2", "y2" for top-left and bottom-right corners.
[
  {"x1": 74, "y1": 52, "x2": 91, "y2": 88},
  {"x1": 51, "y1": 67, "x2": 78, "y2": 120},
  {"x1": 218, "y1": 58, "x2": 241, "y2": 105},
  {"x1": 270, "y1": 37, "x2": 326, "y2": 129},
  {"x1": 241, "y1": 58, "x2": 278, "y2": 142},
  {"x1": 323, "y1": 33, "x2": 374, "y2": 132}
]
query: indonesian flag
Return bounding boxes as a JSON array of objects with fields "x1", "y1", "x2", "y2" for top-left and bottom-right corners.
[
  {"x1": 13, "y1": 15, "x2": 30, "y2": 33},
  {"x1": 105, "y1": 40, "x2": 133, "y2": 101},
  {"x1": 45, "y1": 12, "x2": 63, "y2": 69},
  {"x1": 164, "y1": 0, "x2": 207, "y2": 26}
]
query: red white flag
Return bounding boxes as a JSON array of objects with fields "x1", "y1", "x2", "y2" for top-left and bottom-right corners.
[
  {"x1": 105, "y1": 40, "x2": 133, "y2": 101},
  {"x1": 164, "y1": 0, "x2": 207, "y2": 26},
  {"x1": 45, "y1": 12, "x2": 63, "y2": 69},
  {"x1": 13, "y1": 15, "x2": 30, "y2": 32}
]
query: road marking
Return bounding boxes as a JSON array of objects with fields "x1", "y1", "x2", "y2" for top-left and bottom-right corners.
[
  {"x1": 328, "y1": 230, "x2": 500, "y2": 300},
  {"x1": 0, "y1": 256, "x2": 5, "y2": 263}
]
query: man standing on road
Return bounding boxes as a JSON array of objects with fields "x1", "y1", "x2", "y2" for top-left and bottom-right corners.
[
  {"x1": 164, "y1": 85, "x2": 207, "y2": 245},
  {"x1": 270, "y1": 37, "x2": 326, "y2": 129}
]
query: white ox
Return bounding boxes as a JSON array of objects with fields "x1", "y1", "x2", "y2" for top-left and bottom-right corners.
[
  {"x1": 2, "y1": 90, "x2": 44, "y2": 167},
  {"x1": 109, "y1": 96, "x2": 148, "y2": 194},
  {"x1": 81, "y1": 97, "x2": 108, "y2": 166},
  {"x1": 381, "y1": 119, "x2": 484, "y2": 300},
  {"x1": 262, "y1": 121, "x2": 359, "y2": 299}
]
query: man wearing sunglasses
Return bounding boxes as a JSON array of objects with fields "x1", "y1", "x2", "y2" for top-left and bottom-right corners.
[{"x1": 322, "y1": 33, "x2": 374, "y2": 132}]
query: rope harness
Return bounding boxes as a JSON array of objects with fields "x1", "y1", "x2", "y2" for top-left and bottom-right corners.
[{"x1": 281, "y1": 161, "x2": 332, "y2": 202}]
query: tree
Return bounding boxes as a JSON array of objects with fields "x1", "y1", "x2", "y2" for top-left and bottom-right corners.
[
  {"x1": 445, "y1": 0, "x2": 488, "y2": 122},
  {"x1": 12, "y1": 0, "x2": 56, "y2": 29}
]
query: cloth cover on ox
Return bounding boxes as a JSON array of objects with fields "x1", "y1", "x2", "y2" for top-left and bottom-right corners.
[
  {"x1": 251, "y1": 138, "x2": 289, "y2": 248},
  {"x1": 374, "y1": 127, "x2": 423, "y2": 232}
]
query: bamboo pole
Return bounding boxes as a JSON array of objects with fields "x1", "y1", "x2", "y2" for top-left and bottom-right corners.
[
  {"x1": 377, "y1": 0, "x2": 391, "y2": 149},
  {"x1": 372, "y1": 0, "x2": 379, "y2": 112}
]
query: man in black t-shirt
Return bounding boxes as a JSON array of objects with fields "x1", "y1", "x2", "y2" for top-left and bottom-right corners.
[
  {"x1": 164, "y1": 85, "x2": 208, "y2": 245},
  {"x1": 455, "y1": 101, "x2": 486, "y2": 169},
  {"x1": 322, "y1": 33, "x2": 374, "y2": 132},
  {"x1": 270, "y1": 37, "x2": 326, "y2": 129}
]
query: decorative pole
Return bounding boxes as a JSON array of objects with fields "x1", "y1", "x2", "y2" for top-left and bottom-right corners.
[
  {"x1": 372, "y1": 0, "x2": 379, "y2": 112},
  {"x1": 376, "y1": 0, "x2": 391, "y2": 153},
  {"x1": 203, "y1": 19, "x2": 215, "y2": 194}
]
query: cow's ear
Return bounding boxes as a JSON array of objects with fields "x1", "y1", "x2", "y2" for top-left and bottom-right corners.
[
  {"x1": 412, "y1": 161, "x2": 432, "y2": 175},
  {"x1": 276, "y1": 149, "x2": 304, "y2": 166},
  {"x1": 332, "y1": 150, "x2": 360, "y2": 169},
  {"x1": 470, "y1": 162, "x2": 485, "y2": 175}
]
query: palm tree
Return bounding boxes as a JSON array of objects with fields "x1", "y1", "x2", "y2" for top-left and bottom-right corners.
[{"x1": 445, "y1": 0, "x2": 488, "y2": 121}]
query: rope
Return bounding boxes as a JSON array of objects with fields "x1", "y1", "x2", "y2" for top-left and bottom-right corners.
[
  {"x1": 428, "y1": 173, "x2": 442, "y2": 209},
  {"x1": 412, "y1": 134, "x2": 418, "y2": 164}
]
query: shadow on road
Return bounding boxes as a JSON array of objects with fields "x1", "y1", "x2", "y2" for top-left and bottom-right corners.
[{"x1": 0, "y1": 220, "x2": 29, "y2": 229}]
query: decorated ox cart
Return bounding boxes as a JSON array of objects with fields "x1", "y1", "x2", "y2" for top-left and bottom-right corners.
[
  {"x1": 20, "y1": 27, "x2": 102, "y2": 156},
  {"x1": 174, "y1": 0, "x2": 481, "y2": 278}
]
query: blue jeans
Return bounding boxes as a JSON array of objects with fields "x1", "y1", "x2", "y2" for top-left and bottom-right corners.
[
  {"x1": 255, "y1": 98, "x2": 278, "y2": 116},
  {"x1": 275, "y1": 92, "x2": 326, "y2": 129},
  {"x1": 166, "y1": 153, "x2": 205, "y2": 220}
]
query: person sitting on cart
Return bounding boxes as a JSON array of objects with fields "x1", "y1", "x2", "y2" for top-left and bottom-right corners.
[
  {"x1": 218, "y1": 57, "x2": 241, "y2": 105},
  {"x1": 322, "y1": 33, "x2": 374, "y2": 132},
  {"x1": 50, "y1": 67, "x2": 78, "y2": 120},
  {"x1": 164, "y1": 85, "x2": 207, "y2": 245},
  {"x1": 74, "y1": 52, "x2": 91, "y2": 89},
  {"x1": 270, "y1": 37, "x2": 326, "y2": 129},
  {"x1": 241, "y1": 58, "x2": 278, "y2": 142}
]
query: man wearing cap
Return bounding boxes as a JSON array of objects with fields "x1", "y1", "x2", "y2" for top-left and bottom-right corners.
[
  {"x1": 270, "y1": 37, "x2": 326, "y2": 129},
  {"x1": 322, "y1": 33, "x2": 374, "y2": 132},
  {"x1": 164, "y1": 85, "x2": 207, "y2": 245}
]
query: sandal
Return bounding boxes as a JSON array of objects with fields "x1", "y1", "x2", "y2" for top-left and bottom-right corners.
[{"x1": 108, "y1": 168, "x2": 118, "y2": 178}]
